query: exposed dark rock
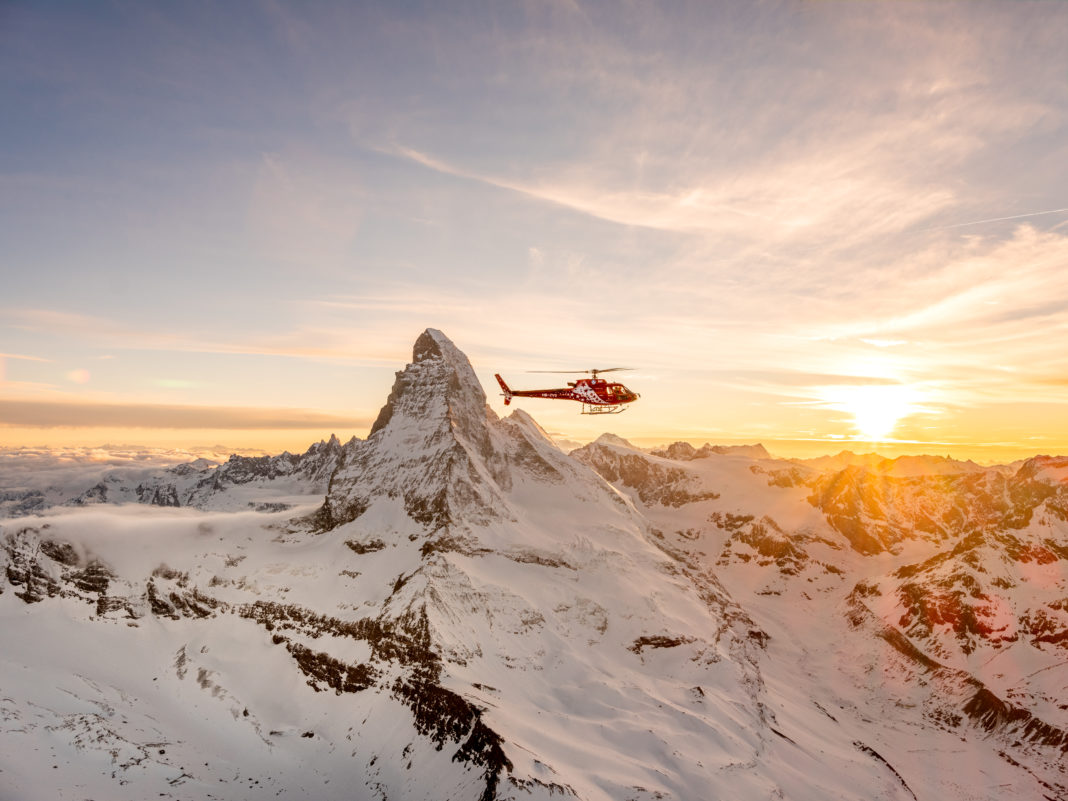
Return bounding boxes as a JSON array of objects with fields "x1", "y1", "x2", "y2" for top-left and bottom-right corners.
[
  {"x1": 39, "y1": 539, "x2": 79, "y2": 566},
  {"x1": 501, "y1": 550, "x2": 573, "y2": 569},
  {"x1": 73, "y1": 483, "x2": 109, "y2": 505},
  {"x1": 709, "y1": 512, "x2": 754, "y2": 532},
  {"x1": 39, "y1": 435, "x2": 345, "y2": 514},
  {"x1": 136, "y1": 483, "x2": 180, "y2": 507},
  {"x1": 285, "y1": 641, "x2": 376, "y2": 694},
  {"x1": 3, "y1": 530, "x2": 61, "y2": 604},
  {"x1": 750, "y1": 464, "x2": 809, "y2": 488},
  {"x1": 419, "y1": 534, "x2": 492, "y2": 559},
  {"x1": 151, "y1": 564, "x2": 188, "y2": 583},
  {"x1": 146, "y1": 581, "x2": 178, "y2": 618},
  {"x1": 963, "y1": 688, "x2": 1068, "y2": 751},
  {"x1": 628, "y1": 635, "x2": 696, "y2": 654},
  {"x1": 876, "y1": 522, "x2": 1068, "y2": 659},
  {"x1": 1019, "y1": 608, "x2": 1068, "y2": 648},
  {"x1": 168, "y1": 587, "x2": 223, "y2": 618},
  {"x1": 145, "y1": 577, "x2": 221, "y2": 619},
  {"x1": 250, "y1": 501, "x2": 292, "y2": 513},
  {"x1": 345, "y1": 539, "x2": 387, "y2": 555},
  {"x1": 7, "y1": 555, "x2": 60, "y2": 603},
  {"x1": 69, "y1": 561, "x2": 113, "y2": 595},
  {"x1": 393, "y1": 674, "x2": 512, "y2": 801},
  {"x1": 894, "y1": 580, "x2": 1010, "y2": 655},
  {"x1": 853, "y1": 742, "x2": 917, "y2": 800},
  {"x1": 716, "y1": 516, "x2": 810, "y2": 576},
  {"x1": 95, "y1": 595, "x2": 132, "y2": 617}
]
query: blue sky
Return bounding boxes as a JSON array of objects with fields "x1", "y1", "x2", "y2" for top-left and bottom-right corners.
[{"x1": 2, "y1": 1, "x2": 1068, "y2": 458}]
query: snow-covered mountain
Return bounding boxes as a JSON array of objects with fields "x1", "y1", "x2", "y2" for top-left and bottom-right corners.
[
  {"x1": 574, "y1": 437, "x2": 1068, "y2": 797},
  {"x1": 0, "y1": 436, "x2": 348, "y2": 517},
  {"x1": 2, "y1": 329, "x2": 1066, "y2": 801},
  {"x1": 795, "y1": 451, "x2": 988, "y2": 477}
]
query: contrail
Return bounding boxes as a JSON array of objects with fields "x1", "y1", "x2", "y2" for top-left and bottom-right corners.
[{"x1": 930, "y1": 207, "x2": 1068, "y2": 231}]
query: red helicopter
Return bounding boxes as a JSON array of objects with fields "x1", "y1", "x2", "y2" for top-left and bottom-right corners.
[{"x1": 494, "y1": 368, "x2": 640, "y2": 415}]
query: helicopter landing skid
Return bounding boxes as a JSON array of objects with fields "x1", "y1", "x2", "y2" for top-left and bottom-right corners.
[{"x1": 582, "y1": 403, "x2": 626, "y2": 415}]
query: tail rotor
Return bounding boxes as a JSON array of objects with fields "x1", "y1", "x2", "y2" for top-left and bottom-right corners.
[{"x1": 494, "y1": 374, "x2": 513, "y2": 405}]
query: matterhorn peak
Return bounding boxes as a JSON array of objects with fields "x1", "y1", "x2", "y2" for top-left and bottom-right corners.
[
  {"x1": 412, "y1": 327, "x2": 461, "y2": 362},
  {"x1": 368, "y1": 328, "x2": 491, "y2": 440},
  {"x1": 318, "y1": 329, "x2": 508, "y2": 531}
]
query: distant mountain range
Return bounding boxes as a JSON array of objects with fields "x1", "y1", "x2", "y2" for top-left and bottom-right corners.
[{"x1": 2, "y1": 329, "x2": 1065, "y2": 801}]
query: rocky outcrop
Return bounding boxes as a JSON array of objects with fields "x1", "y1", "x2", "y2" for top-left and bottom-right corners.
[
  {"x1": 573, "y1": 437, "x2": 721, "y2": 507},
  {"x1": 2, "y1": 527, "x2": 128, "y2": 613},
  {"x1": 183, "y1": 434, "x2": 347, "y2": 508},
  {"x1": 651, "y1": 442, "x2": 771, "y2": 461},
  {"x1": 806, "y1": 465, "x2": 1063, "y2": 554}
]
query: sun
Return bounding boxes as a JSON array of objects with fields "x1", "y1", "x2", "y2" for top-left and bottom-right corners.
[{"x1": 827, "y1": 385, "x2": 917, "y2": 442}]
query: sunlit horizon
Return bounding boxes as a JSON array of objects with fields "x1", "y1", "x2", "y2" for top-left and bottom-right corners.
[{"x1": 3, "y1": 2, "x2": 1068, "y2": 464}]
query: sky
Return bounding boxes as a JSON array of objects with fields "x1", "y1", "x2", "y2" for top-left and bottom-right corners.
[{"x1": 2, "y1": 0, "x2": 1068, "y2": 462}]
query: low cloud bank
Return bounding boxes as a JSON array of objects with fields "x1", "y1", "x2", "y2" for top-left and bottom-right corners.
[{"x1": 0, "y1": 399, "x2": 368, "y2": 430}]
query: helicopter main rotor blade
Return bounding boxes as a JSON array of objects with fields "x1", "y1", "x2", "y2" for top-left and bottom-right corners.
[{"x1": 526, "y1": 367, "x2": 634, "y2": 374}]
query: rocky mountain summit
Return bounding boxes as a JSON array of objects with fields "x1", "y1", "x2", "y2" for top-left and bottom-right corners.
[{"x1": 2, "y1": 330, "x2": 1067, "y2": 801}]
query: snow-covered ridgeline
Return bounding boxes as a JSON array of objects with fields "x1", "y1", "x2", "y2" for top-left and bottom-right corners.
[{"x1": 2, "y1": 329, "x2": 1067, "y2": 801}]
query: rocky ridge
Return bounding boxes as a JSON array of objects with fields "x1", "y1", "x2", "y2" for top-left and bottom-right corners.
[{"x1": 0, "y1": 435, "x2": 350, "y2": 517}]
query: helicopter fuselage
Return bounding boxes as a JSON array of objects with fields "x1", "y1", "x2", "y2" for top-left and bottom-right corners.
[{"x1": 494, "y1": 374, "x2": 639, "y2": 414}]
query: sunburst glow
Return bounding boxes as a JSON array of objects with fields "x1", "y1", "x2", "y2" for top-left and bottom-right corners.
[{"x1": 825, "y1": 385, "x2": 919, "y2": 442}]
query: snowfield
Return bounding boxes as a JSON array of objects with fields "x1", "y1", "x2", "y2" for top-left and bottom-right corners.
[{"x1": 2, "y1": 330, "x2": 1066, "y2": 801}]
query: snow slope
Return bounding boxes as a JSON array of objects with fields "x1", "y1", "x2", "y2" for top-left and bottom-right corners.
[{"x1": 575, "y1": 437, "x2": 1068, "y2": 799}]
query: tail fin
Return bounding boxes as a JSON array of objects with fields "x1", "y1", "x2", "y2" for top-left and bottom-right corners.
[{"x1": 494, "y1": 374, "x2": 513, "y2": 405}]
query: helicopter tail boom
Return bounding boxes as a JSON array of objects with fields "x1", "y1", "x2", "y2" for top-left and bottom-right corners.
[{"x1": 494, "y1": 374, "x2": 513, "y2": 405}]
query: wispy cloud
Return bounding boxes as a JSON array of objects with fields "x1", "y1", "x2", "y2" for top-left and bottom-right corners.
[
  {"x1": 384, "y1": 140, "x2": 951, "y2": 248},
  {"x1": 1, "y1": 308, "x2": 406, "y2": 365},
  {"x1": 0, "y1": 352, "x2": 52, "y2": 362},
  {"x1": 924, "y1": 207, "x2": 1068, "y2": 232},
  {"x1": 371, "y1": 0, "x2": 1056, "y2": 272}
]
